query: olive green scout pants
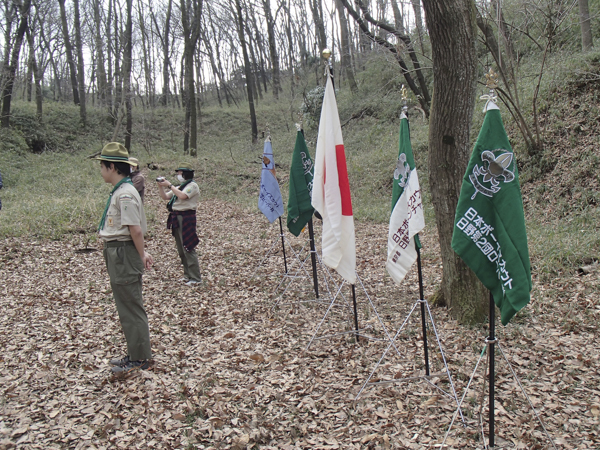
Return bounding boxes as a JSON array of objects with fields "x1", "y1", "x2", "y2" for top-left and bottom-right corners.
[{"x1": 103, "y1": 241, "x2": 152, "y2": 361}]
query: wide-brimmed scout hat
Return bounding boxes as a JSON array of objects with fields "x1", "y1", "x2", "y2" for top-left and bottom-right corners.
[
  {"x1": 129, "y1": 157, "x2": 140, "y2": 168},
  {"x1": 175, "y1": 167, "x2": 194, "y2": 173},
  {"x1": 95, "y1": 142, "x2": 136, "y2": 165}
]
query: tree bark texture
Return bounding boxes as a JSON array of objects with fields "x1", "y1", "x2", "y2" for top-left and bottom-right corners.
[
  {"x1": 1, "y1": 0, "x2": 31, "y2": 128},
  {"x1": 578, "y1": 0, "x2": 594, "y2": 51},
  {"x1": 73, "y1": 0, "x2": 87, "y2": 124},
  {"x1": 235, "y1": 0, "x2": 258, "y2": 144},
  {"x1": 123, "y1": 0, "x2": 133, "y2": 149},
  {"x1": 422, "y1": 0, "x2": 488, "y2": 324},
  {"x1": 336, "y1": 0, "x2": 358, "y2": 93},
  {"x1": 58, "y1": 0, "x2": 80, "y2": 106}
]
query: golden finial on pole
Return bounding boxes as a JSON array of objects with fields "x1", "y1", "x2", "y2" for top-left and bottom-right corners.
[
  {"x1": 485, "y1": 67, "x2": 499, "y2": 90},
  {"x1": 480, "y1": 67, "x2": 499, "y2": 111},
  {"x1": 400, "y1": 84, "x2": 408, "y2": 116}
]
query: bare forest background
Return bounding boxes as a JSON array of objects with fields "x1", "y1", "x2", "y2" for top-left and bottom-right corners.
[{"x1": 0, "y1": 0, "x2": 599, "y2": 325}]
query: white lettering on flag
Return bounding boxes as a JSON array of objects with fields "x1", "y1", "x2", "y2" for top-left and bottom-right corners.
[{"x1": 456, "y1": 207, "x2": 513, "y2": 292}]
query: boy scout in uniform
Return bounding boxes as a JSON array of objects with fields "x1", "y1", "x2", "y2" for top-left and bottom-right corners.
[
  {"x1": 157, "y1": 167, "x2": 201, "y2": 285},
  {"x1": 96, "y1": 142, "x2": 153, "y2": 373}
]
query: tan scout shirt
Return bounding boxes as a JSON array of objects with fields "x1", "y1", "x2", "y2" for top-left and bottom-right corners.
[
  {"x1": 166, "y1": 181, "x2": 200, "y2": 211},
  {"x1": 99, "y1": 182, "x2": 147, "y2": 241}
]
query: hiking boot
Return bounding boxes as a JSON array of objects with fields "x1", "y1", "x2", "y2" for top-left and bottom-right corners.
[
  {"x1": 179, "y1": 277, "x2": 190, "y2": 282},
  {"x1": 109, "y1": 355, "x2": 130, "y2": 366},
  {"x1": 185, "y1": 280, "x2": 201, "y2": 286},
  {"x1": 111, "y1": 359, "x2": 150, "y2": 374}
]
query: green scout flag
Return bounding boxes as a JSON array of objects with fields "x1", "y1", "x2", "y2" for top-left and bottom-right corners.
[
  {"x1": 287, "y1": 130, "x2": 315, "y2": 236},
  {"x1": 386, "y1": 111, "x2": 425, "y2": 285},
  {"x1": 451, "y1": 101, "x2": 531, "y2": 325}
]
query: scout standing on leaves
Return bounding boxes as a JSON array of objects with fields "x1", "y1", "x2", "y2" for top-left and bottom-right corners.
[
  {"x1": 96, "y1": 143, "x2": 154, "y2": 374},
  {"x1": 157, "y1": 167, "x2": 202, "y2": 286}
]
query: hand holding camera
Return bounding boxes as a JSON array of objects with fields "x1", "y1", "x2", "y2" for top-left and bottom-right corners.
[{"x1": 156, "y1": 176, "x2": 166, "y2": 182}]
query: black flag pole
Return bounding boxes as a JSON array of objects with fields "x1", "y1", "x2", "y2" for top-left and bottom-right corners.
[
  {"x1": 415, "y1": 236, "x2": 430, "y2": 376},
  {"x1": 351, "y1": 284, "x2": 359, "y2": 343},
  {"x1": 278, "y1": 216, "x2": 288, "y2": 274},
  {"x1": 307, "y1": 217, "x2": 319, "y2": 298},
  {"x1": 488, "y1": 290, "x2": 496, "y2": 447}
]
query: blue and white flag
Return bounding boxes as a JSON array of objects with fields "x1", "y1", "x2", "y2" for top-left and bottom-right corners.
[{"x1": 258, "y1": 139, "x2": 284, "y2": 223}]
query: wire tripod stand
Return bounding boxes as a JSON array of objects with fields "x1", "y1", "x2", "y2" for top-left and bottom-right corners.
[
  {"x1": 441, "y1": 292, "x2": 557, "y2": 449},
  {"x1": 354, "y1": 246, "x2": 465, "y2": 430}
]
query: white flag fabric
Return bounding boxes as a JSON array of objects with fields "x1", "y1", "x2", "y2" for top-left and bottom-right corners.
[
  {"x1": 386, "y1": 112, "x2": 425, "y2": 284},
  {"x1": 258, "y1": 139, "x2": 284, "y2": 223},
  {"x1": 311, "y1": 73, "x2": 356, "y2": 284}
]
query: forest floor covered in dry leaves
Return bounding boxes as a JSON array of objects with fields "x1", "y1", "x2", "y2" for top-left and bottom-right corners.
[{"x1": 1, "y1": 180, "x2": 599, "y2": 449}]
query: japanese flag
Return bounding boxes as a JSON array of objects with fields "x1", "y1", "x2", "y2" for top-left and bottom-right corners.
[{"x1": 311, "y1": 72, "x2": 356, "y2": 284}]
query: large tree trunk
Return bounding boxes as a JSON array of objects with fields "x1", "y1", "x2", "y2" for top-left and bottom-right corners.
[
  {"x1": 58, "y1": 0, "x2": 80, "y2": 105},
  {"x1": 1, "y1": 0, "x2": 31, "y2": 128},
  {"x1": 422, "y1": 0, "x2": 488, "y2": 325},
  {"x1": 235, "y1": 0, "x2": 258, "y2": 144},
  {"x1": 73, "y1": 0, "x2": 86, "y2": 124},
  {"x1": 336, "y1": 0, "x2": 358, "y2": 93},
  {"x1": 578, "y1": 0, "x2": 594, "y2": 51}
]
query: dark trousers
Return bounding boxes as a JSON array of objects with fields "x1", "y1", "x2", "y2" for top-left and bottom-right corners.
[
  {"x1": 103, "y1": 241, "x2": 152, "y2": 361},
  {"x1": 173, "y1": 214, "x2": 201, "y2": 282}
]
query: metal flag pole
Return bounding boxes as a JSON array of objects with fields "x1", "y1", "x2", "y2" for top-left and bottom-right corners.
[
  {"x1": 416, "y1": 237, "x2": 430, "y2": 376},
  {"x1": 278, "y1": 216, "x2": 288, "y2": 274},
  {"x1": 307, "y1": 217, "x2": 319, "y2": 298},
  {"x1": 488, "y1": 291, "x2": 496, "y2": 447},
  {"x1": 351, "y1": 284, "x2": 359, "y2": 343}
]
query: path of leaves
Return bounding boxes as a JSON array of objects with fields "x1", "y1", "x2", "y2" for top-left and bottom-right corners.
[{"x1": 0, "y1": 182, "x2": 598, "y2": 449}]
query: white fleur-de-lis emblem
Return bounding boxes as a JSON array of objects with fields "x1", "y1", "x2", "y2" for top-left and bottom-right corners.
[
  {"x1": 469, "y1": 149, "x2": 516, "y2": 199},
  {"x1": 394, "y1": 153, "x2": 410, "y2": 188}
]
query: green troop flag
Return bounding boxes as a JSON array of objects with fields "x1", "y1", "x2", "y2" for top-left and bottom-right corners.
[
  {"x1": 287, "y1": 130, "x2": 315, "y2": 236},
  {"x1": 386, "y1": 111, "x2": 425, "y2": 285},
  {"x1": 451, "y1": 101, "x2": 531, "y2": 325}
]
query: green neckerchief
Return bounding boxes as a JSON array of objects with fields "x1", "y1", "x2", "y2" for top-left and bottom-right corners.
[
  {"x1": 167, "y1": 179, "x2": 193, "y2": 211},
  {"x1": 98, "y1": 177, "x2": 133, "y2": 231}
]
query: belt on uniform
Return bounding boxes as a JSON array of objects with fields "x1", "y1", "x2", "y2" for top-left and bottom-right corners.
[{"x1": 104, "y1": 240, "x2": 135, "y2": 248}]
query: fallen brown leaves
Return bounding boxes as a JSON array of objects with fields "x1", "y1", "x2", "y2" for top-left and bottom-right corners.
[{"x1": 0, "y1": 182, "x2": 598, "y2": 449}]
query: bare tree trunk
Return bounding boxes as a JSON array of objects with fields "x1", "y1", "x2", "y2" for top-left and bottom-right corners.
[
  {"x1": 422, "y1": 0, "x2": 488, "y2": 325},
  {"x1": 137, "y1": 0, "x2": 153, "y2": 108},
  {"x1": 73, "y1": 0, "x2": 86, "y2": 123},
  {"x1": 26, "y1": 28, "x2": 42, "y2": 121},
  {"x1": 235, "y1": 0, "x2": 258, "y2": 143},
  {"x1": 106, "y1": 0, "x2": 114, "y2": 116},
  {"x1": 578, "y1": 0, "x2": 594, "y2": 51},
  {"x1": 262, "y1": 0, "x2": 280, "y2": 99},
  {"x1": 58, "y1": 0, "x2": 80, "y2": 105},
  {"x1": 390, "y1": 0, "x2": 405, "y2": 34},
  {"x1": 309, "y1": 0, "x2": 327, "y2": 53},
  {"x1": 123, "y1": 0, "x2": 133, "y2": 149},
  {"x1": 93, "y1": 0, "x2": 107, "y2": 107},
  {"x1": 180, "y1": 0, "x2": 202, "y2": 154},
  {"x1": 1, "y1": 0, "x2": 14, "y2": 91},
  {"x1": 411, "y1": 0, "x2": 425, "y2": 55},
  {"x1": 336, "y1": 0, "x2": 358, "y2": 93},
  {"x1": 1, "y1": 0, "x2": 31, "y2": 128}
]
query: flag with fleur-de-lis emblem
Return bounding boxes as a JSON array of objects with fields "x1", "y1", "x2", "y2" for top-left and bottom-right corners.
[{"x1": 452, "y1": 101, "x2": 531, "y2": 325}]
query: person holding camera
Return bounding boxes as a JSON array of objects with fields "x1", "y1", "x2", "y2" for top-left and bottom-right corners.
[
  {"x1": 156, "y1": 168, "x2": 201, "y2": 286},
  {"x1": 96, "y1": 142, "x2": 153, "y2": 374}
]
